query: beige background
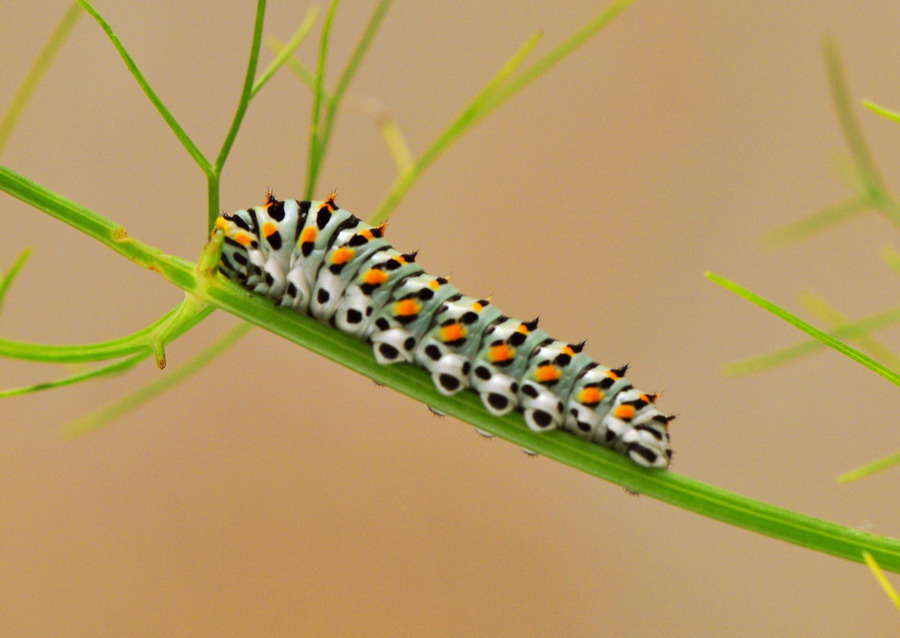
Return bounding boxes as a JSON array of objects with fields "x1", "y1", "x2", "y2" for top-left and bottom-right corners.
[{"x1": 2, "y1": 1, "x2": 899, "y2": 636}]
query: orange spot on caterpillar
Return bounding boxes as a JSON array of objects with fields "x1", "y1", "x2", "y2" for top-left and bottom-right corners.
[
  {"x1": 234, "y1": 231, "x2": 253, "y2": 247},
  {"x1": 362, "y1": 269, "x2": 388, "y2": 285},
  {"x1": 489, "y1": 343, "x2": 514, "y2": 363},
  {"x1": 324, "y1": 191, "x2": 338, "y2": 211},
  {"x1": 534, "y1": 363, "x2": 561, "y2": 383},
  {"x1": 561, "y1": 345, "x2": 575, "y2": 357},
  {"x1": 332, "y1": 247, "x2": 355, "y2": 265},
  {"x1": 516, "y1": 322, "x2": 531, "y2": 335},
  {"x1": 428, "y1": 278, "x2": 442, "y2": 290},
  {"x1": 613, "y1": 404, "x2": 636, "y2": 421},
  {"x1": 471, "y1": 301, "x2": 484, "y2": 312},
  {"x1": 215, "y1": 217, "x2": 230, "y2": 231},
  {"x1": 578, "y1": 387, "x2": 603, "y2": 406},
  {"x1": 394, "y1": 298, "x2": 421, "y2": 317},
  {"x1": 300, "y1": 227, "x2": 317, "y2": 243},
  {"x1": 439, "y1": 322, "x2": 466, "y2": 343},
  {"x1": 262, "y1": 221, "x2": 278, "y2": 237},
  {"x1": 264, "y1": 190, "x2": 277, "y2": 207}
]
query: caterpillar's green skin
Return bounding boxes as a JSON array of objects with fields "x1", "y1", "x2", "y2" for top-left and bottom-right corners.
[{"x1": 216, "y1": 193, "x2": 673, "y2": 468}]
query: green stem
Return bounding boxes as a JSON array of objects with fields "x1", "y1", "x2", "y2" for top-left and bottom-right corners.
[
  {"x1": 369, "y1": 30, "x2": 542, "y2": 225},
  {"x1": 0, "y1": 1, "x2": 82, "y2": 154},
  {"x1": 77, "y1": 0, "x2": 212, "y2": 175},
  {"x1": 762, "y1": 196, "x2": 870, "y2": 249},
  {"x1": 707, "y1": 272, "x2": 900, "y2": 386},
  {"x1": 314, "y1": 0, "x2": 392, "y2": 182},
  {"x1": 0, "y1": 353, "x2": 145, "y2": 398},
  {"x1": 724, "y1": 304, "x2": 900, "y2": 376},
  {"x1": 0, "y1": 247, "x2": 33, "y2": 315},
  {"x1": 0, "y1": 302, "x2": 214, "y2": 363},
  {"x1": 251, "y1": 6, "x2": 320, "y2": 99},
  {"x1": 64, "y1": 321, "x2": 253, "y2": 436},
  {"x1": 213, "y1": 0, "x2": 267, "y2": 178},
  {"x1": 5, "y1": 164, "x2": 900, "y2": 574},
  {"x1": 305, "y1": 0, "x2": 339, "y2": 198}
]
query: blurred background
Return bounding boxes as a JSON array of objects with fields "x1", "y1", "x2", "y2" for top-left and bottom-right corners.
[{"x1": 2, "y1": 1, "x2": 899, "y2": 635}]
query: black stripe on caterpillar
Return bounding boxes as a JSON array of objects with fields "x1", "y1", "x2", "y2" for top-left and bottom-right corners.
[{"x1": 216, "y1": 192, "x2": 673, "y2": 468}]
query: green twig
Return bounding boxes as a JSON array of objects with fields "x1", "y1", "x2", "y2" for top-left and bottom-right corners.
[
  {"x1": 77, "y1": 0, "x2": 212, "y2": 175},
  {"x1": 724, "y1": 304, "x2": 900, "y2": 376},
  {"x1": 0, "y1": 302, "x2": 214, "y2": 364},
  {"x1": 313, "y1": 0, "x2": 392, "y2": 187},
  {"x1": 707, "y1": 272, "x2": 900, "y2": 386},
  {"x1": 0, "y1": 353, "x2": 144, "y2": 398},
  {"x1": 825, "y1": 40, "x2": 900, "y2": 228},
  {"x1": 213, "y1": 0, "x2": 267, "y2": 172},
  {"x1": 0, "y1": 2, "x2": 82, "y2": 154},
  {"x1": 5, "y1": 165, "x2": 900, "y2": 574},
  {"x1": 882, "y1": 247, "x2": 900, "y2": 274},
  {"x1": 799, "y1": 293, "x2": 899, "y2": 368},
  {"x1": 862, "y1": 551, "x2": 900, "y2": 611},
  {"x1": 0, "y1": 247, "x2": 33, "y2": 316},
  {"x1": 839, "y1": 452, "x2": 900, "y2": 484},
  {"x1": 825, "y1": 39, "x2": 885, "y2": 202},
  {"x1": 763, "y1": 196, "x2": 870, "y2": 249},
  {"x1": 368, "y1": 30, "x2": 542, "y2": 225},
  {"x1": 274, "y1": 40, "x2": 323, "y2": 92},
  {"x1": 64, "y1": 321, "x2": 253, "y2": 437},
  {"x1": 251, "y1": 5, "x2": 320, "y2": 99},
  {"x1": 305, "y1": 0, "x2": 339, "y2": 198}
]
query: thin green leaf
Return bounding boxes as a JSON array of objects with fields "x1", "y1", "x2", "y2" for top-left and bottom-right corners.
[
  {"x1": 0, "y1": 247, "x2": 33, "y2": 315},
  {"x1": 0, "y1": 1, "x2": 82, "y2": 154},
  {"x1": 77, "y1": 0, "x2": 212, "y2": 175},
  {"x1": 707, "y1": 271, "x2": 900, "y2": 386},
  {"x1": 305, "y1": 0, "x2": 339, "y2": 199},
  {"x1": 359, "y1": 98, "x2": 414, "y2": 174},
  {"x1": 723, "y1": 304, "x2": 900, "y2": 376},
  {"x1": 763, "y1": 196, "x2": 870, "y2": 249},
  {"x1": 64, "y1": 321, "x2": 253, "y2": 437},
  {"x1": 839, "y1": 452, "x2": 900, "y2": 484},
  {"x1": 825, "y1": 39, "x2": 885, "y2": 202},
  {"x1": 863, "y1": 100, "x2": 900, "y2": 125},
  {"x1": 213, "y1": 0, "x2": 267, "y2": 174},
  {"x1": 370, "y1": 0, "x2": 637, "y2": 224},
  {"x1": 273, "y1": 40, "x2": 323, "y2": 92},
  {"x1": 862, "y1": 551, "x2": 900, "y2": 611},
  {"x1": 313, "y1": 0, "x2": 392, "y2": 183},
  {"x1": 480, "y1": 0, "x2": 637, "y2": 116},
  {"x1": 6, "y1": 165, "x2": 900, "y2": 574},
  {"x1": 251, "y1": 5, "x2": 320, "y2": 99},
  {"x1": 0, "y1": 353, "x2": 144, "y2": 398},
  {"x1": 799, "y1": 293, "x2": 899, "y2": 368},
  {"x1": 369, "y1": 29, "x2": 543, "y2": 225},
  {"x1": 881, "y1": 246, "x2": 900, "y2": 274},
  {"x1": 0, "y1": 303, "x2": 214, "y2": 364},
  {"x1": 825, "y1": 40, "x2": 900, "y2": 228}
]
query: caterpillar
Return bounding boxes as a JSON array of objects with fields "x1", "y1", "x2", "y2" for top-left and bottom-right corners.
[{"x1": 215, "y1": 192, "x2": 673, "y2": 469}]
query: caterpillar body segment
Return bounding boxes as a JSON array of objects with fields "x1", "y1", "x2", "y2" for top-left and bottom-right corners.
[{"x1": 217, "y1": 194, "x2": 673, "y2": 469}]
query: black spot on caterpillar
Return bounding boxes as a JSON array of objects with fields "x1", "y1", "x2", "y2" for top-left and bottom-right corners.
[{"x1": 216, "y1": 193, "x2": 673, "y2": 468}]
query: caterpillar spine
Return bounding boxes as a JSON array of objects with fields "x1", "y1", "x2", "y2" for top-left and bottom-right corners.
[{"x1": 216, "y1": 193, "x2": 673, "y2": 469}]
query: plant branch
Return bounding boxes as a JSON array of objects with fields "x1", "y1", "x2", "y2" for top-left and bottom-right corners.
[{"x1": 4, "y1": 164, "x2": 900, "y2": 574}]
